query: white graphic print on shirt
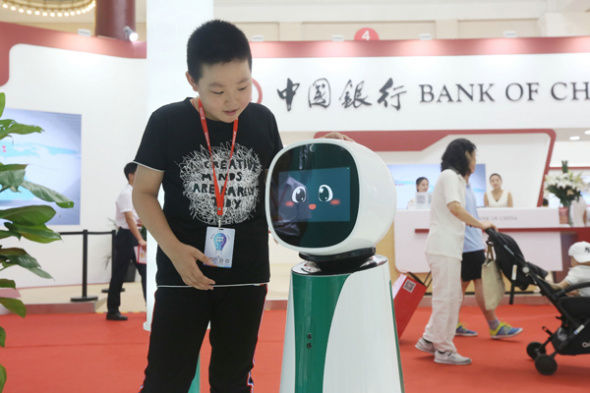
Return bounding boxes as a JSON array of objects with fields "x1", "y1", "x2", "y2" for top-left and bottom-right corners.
[{"x1": 180, "y1": 142, "x2": 262, "y2": 226}]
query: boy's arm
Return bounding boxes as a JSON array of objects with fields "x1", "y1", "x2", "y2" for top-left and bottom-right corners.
[{"x1": 132, "y1": 165, "x2": 216, "y2": 290}]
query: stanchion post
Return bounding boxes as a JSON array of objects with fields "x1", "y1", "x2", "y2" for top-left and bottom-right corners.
[{"x1": 71, "y1": 229, "x2": 99, "y2": 302}]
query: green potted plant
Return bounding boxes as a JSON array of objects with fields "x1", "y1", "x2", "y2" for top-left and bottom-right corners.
[
  {"x1": 0, "y1": 92, "x2": 74, "y2": 392},
  {"x1": 544, "y1": 160, "x2": 587, "y2": 225}
]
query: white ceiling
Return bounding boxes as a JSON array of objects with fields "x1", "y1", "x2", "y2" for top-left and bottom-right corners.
[
  {"x1": 1, "y1": 0, "x2": 589, "y2": 141},
  {"x1": 0, "y1": 0, "x2": 588, "y2": 24}
]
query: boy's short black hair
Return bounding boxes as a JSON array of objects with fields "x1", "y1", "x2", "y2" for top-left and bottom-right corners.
[
  {"x1": 124, "y1": 162, "x2": 138, "y2": 180},
  {"x1": 440, "y1": 138, "x2": 476, "y2": 176},
  {"x1": 187, "y1": 20, "x2": 252, "y2": 82}
]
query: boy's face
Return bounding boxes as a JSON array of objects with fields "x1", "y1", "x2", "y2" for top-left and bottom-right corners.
[{"x1": 186, "y1": 59, "x2": 252, "y2": 123}]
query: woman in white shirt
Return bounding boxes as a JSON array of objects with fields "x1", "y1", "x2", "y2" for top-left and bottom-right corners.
[
  {"x1": 415, "y1": 138, "x2": 495, "y2": 366},
  {"x1": 484, "y1": 173, "x2": 513, "y2": 207},
  {"x1": 407, "y1": 177, "x2": 430, "y2": 209}
]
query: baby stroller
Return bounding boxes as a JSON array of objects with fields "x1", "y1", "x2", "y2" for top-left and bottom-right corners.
[{"x1": 485, "y1": 228, "x2": 590, "y2": 376}]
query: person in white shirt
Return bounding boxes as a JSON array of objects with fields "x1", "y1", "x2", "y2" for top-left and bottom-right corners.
[
  {"x1": 484, "y1": 173, "x2": 513, "y2": 207},
  {"x1": 407, "y1": 177, "x2": 430, "y2": 209},
  {"x1": 106, "y1": 162, "x2": 148, "y2": 321},
  {"x1": 415, "y1": 138, "x2": 495, "y2": 366}
]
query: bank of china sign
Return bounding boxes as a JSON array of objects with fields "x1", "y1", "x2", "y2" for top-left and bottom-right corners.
[{"x1": 252, "y1": 49, "x2": 590, "y2": 132}]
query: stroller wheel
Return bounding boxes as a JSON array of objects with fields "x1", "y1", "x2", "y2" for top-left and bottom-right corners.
[
  {"x1": 535, "y1": 354, "x2": 557, "y2": 375},
  {"x1": 526, "y1": 341, "x2": 545, "y2": 359}
]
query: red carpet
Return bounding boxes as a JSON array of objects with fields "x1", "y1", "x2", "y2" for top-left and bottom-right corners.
[{"x1": 1, "y1": 304, "x2": 588, "y2": 392}]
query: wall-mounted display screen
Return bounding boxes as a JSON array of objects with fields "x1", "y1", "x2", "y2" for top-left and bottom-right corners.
[
  {"x1": 388, "y1": 163, "x2": 487, "y2": 210},
  {"x1": 0, "y1": 107, "x2": 81, "y2": 225}
]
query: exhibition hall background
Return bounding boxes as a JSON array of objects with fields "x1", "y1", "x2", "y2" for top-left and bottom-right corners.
[{"x1": 0, "y1": 1, "x2": 589, "y2": 296}]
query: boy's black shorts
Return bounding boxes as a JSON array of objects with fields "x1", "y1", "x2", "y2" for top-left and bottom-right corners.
[{"x1": 461, "y1": 249, "x2": 486, "y2": 282}]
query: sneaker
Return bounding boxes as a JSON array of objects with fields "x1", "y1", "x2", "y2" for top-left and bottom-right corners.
[
  {"x1": 490, "y1": 322, "x2": 523, "y2": 339},
  {"x1": 456, "y1": 322, "x2": 478, "y2": 337},
  {"x1": 434, "y1": 350, "x2": 472, "y2": 365},
  {"x1": 415, "y1": 337, "x2": 435, "y2": 354}
]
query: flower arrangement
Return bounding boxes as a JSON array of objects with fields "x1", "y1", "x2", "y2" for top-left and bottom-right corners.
[{"x1": 544, "y1": 161, "x2": 587, "y2": 207}]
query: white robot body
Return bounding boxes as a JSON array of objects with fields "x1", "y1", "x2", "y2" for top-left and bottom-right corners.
[{"x1": 265, "y1": 138, "x2": 403, "y2": 393}]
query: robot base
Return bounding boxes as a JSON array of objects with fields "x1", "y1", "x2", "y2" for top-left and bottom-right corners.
[{"x1": 279, "y1": 255, "x2": 404, "y2": 393}]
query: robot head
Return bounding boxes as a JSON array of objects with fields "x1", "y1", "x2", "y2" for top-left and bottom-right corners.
[{"x1": 265, "y1": 139, "x2": 396, "y2": 259}]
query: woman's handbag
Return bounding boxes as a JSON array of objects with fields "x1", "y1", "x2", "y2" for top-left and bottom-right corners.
[{"x1": 481, "y1": 242, "x2": 505, "y2": 310}]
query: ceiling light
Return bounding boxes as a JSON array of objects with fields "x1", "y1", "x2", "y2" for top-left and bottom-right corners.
[
  {"x1": 124, "y1": 26, "x2": 139, "y2": 42},
  {"x1": 585, "y1": 130, "x2": 590, "y2": 135},
  {"x1": 1, "y1": 1, "x2": 95, "y2": 17},
  {"x1": 569, "y1": 136, "x2": 580, "y2": 141},
  {"x1": 504, "y1": 31, "x2": 518, "y2": 38}
]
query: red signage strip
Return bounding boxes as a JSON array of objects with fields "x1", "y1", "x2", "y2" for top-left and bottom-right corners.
[{"x1": 251, "y1": 36, "x2": 590, "y2": 59}]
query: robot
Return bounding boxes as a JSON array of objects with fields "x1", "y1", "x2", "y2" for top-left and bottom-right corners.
[{"x1": 265, "y1": 139, "x2": 403, "y2": 393}]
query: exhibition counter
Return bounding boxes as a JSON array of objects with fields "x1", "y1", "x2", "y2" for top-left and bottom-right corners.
[{"x1": 395, "y1": 208, "x2": 589, "y2": 275}]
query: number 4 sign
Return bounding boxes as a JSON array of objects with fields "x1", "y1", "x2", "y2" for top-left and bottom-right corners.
[{"x1": 354, "y1": 28, "x2": 379, "y2": 41}]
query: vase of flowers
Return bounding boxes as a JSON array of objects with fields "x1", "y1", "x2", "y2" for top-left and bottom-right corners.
[{"x1": 544, "y1": 161, "x2": 587, "y2": 226}]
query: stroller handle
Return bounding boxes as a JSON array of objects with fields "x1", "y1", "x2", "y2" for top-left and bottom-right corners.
[{"x1": 485, "y1": 227, "x2": 497, "y2": 236}]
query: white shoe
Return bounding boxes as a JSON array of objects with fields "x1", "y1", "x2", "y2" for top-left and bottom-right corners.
[
  {"x1": 415, "y1": 337, "x2": 435, "y2": 354},
  {"x1": 434, "y1": 351, "x2": 472, "y2": 365}
]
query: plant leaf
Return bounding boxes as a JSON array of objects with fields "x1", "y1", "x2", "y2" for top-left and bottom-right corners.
[
  {"x1": 0, "y1": 247, "x2": 40, "y2": 268},
  {"x1": 0, "y1": 326, "x2": 5, "y2": 348},
  {"x1": 0, "y1": 164, "x2": 27, "y2": 192},
  {"x1": 0, "y1": 119, "x2": 43, "y2": 140},
  {"x1": 26, "y1": 267, "x2": 53, "y2": 279},
  {"x1": 20, "y1": 180, "x2": 74, "y2": 208},
  {"x1": 0, "y1": 92, "x2": 5, "y2": 117},
  {"x1": 0, "y1": 205, "x2": 56, "y2": 226},
  {"x1": 0, "y1": 279, "x2": 15, "y2": 289},
  {"x1": 0, "y1": 230, "x2": 21, "y2": 241},
  {"x1": 0, "y1": 297, "x2": 26, "y2": 317},
  {"x1": 0, "y1": 362, "x2": 6, "y2": 392},
  {"x1": 3, "y1": 222, "x2": 62, "y2": 243}
]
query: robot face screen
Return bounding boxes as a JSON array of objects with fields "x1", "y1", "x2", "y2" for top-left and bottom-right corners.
[
  {"x1": 268, "y1": 143, "x2": 359, "y2": 248},
  {"x1": 277, "y1": 167, "x2": 351, "y2": 223}
]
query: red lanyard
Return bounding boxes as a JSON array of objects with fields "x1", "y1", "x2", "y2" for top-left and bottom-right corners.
[{"x1": 194, "y1": 98, "x2": 238, "y2": 226}]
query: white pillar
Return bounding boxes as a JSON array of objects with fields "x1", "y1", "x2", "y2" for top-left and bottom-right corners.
[{"x1": 144, "y1": 0, "x2": 214, "y2": 331}]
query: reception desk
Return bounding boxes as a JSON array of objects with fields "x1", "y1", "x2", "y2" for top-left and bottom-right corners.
[{"x1": 394, "y1": 208, "x2": 589, "y2": 274}]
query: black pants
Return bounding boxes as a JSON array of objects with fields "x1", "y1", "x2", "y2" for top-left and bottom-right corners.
[
  {"x1": 141, "y1": 285, "x2": 267, "y2": 393},
  {"x1": 106, "y1": 228, "x2": 147, "y2": 313}
]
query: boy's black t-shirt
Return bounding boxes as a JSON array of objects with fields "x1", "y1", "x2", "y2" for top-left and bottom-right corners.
[{"x1": 134, "y1": 98, "x2": 283, "y2": 286}]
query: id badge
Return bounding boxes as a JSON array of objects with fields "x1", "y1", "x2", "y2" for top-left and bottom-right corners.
[{"x1": 204, "y1": 227, "x2": 235, "y2": 268}]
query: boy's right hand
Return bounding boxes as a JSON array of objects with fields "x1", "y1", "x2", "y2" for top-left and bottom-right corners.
[{"x1": 168, "y1": 243, "x2": 216, "y2": 290}]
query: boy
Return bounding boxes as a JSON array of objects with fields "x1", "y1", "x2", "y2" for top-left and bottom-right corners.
[
  {"x1": 106, "y1": 162, "x2": 147, "y2": 321},
  {"x1": 133, "y1": 20, "x2": 283, "y2": 392},
  {"x1": 553, "y1": 241, "x2": 590, "y2": 297}
]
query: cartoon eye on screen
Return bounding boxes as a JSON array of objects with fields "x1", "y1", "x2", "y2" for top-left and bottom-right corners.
[{"x1": 277, "y1": 168, "x2": 351, "y2": 224}]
